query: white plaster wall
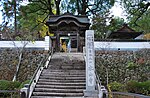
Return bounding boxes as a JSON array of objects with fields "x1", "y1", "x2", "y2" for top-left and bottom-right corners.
[
  {"x1": 0, "y1": 36, "x2": 50, "y2": 50},
  {"x1": 94, "y1": 41, "x2": 150, "y2": 50}
]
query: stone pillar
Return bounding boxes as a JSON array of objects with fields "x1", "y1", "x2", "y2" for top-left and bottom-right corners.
[
  {"x1": 84, "y1": 30, "x2": 98, "y2": 98},
  {"x1": 45, "y1": 36, "x2": 50, "y2": 50},
  {"x1": 20, "y1": 84, "x2": 29, "y2": 98}
]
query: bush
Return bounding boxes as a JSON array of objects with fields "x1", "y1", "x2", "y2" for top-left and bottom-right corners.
[
  {"x1": 109, "y1": 81, "x2": 125, "y2": 92},
  {"x1": 19, "y1": 80, "x2": 30, "y2": 89},
  {"x1": 126, "y1": 80, "x2": 150, "y2": 95},
  {"x1": 126, "y1": 80, "x2": 139, "y2": 93},
  {"x1": 10, "y1": 81, "x2": 21, "y2": 90},
  {"x1": 0, "y1": 80, "x2": 10, "y2": 90},
  {"x1": 0, "y1": 80, "x2": 21, "y2": 97},
  {"x1": 0, "y1": 80, "x2": 21, "y2": 90},
  {"x1": 140, "y1": 80, "x2": 150, "y2": 95}
]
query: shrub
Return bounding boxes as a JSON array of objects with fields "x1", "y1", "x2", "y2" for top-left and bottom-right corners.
[
  {"x1": 0, "y1": 80, "x2": 21, "y2": 90},
  {"x1": 10, "y1": 81, "x2": 21, "y2": 90},
  {"x1": 126, "y1": 80, "x2": 139, "y2": 93},
  {"x1": 19, "y1": 80, "x2": 30, "y2": 89},
  {"x1": 126, "y1": 80, "x2": 150, "y2": 95},
  {"x1": 109, "y1": 81, "x2": 125, "y2": 92},
  {"x1": 0, "y1": 80, "x2": 21, "y2": 97},
  {"x1": 0, "y1": 80, "x2": 10, "y2": 90},
  {"x1": 140, "y1": 80, "x2": 150, "y2": 95}
]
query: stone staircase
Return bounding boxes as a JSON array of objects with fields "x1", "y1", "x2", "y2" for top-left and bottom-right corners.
[{"x1": 31, "y1": 53, "x2": 86, "y2": 98}]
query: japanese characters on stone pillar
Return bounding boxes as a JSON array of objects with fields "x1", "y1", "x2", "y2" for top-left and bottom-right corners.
[{"x1": 85, "y1": 30, "x2": 95, "y2": 91}]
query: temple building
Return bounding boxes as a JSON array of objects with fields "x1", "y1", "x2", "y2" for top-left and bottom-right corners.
[
  {"x1": 107, "y1": 24, "x2": 143, "y2": 39},
  {"x1": 46, "y1": 13, "x2": 90, "y2": 52}
]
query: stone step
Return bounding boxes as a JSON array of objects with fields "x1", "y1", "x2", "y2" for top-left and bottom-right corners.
[
  {"x1": 34, "y1": 88, "x2": 84, "y2": 93},
  {"x1": 31, "y1": 53, "x2": 86, "y2": 97},
  {"x1": 49, "y1": 68, "x2": 85, "y2": 70},
  {"x1": 38, "y1": 79, "x2": 85, "y2": 83},
  {"x1": 43, "y1": 69, "x2": 85, "y2": 72},
  {"x1": 41, "y1": 74, "x2": 85, "y2": 77},
  {"x1": 31, "y1": 96, "x2": 84, "y2": 98},
  {"x1": 35, "y1": 84, "x2": 85, "y2": 89},
  {"x1": 42, "y1": 71, "x2": 85, "y2": 75},
  {"x1": 40, "y1": 76, "x2": 85, "y2": 80},
  {"x1": 49, "y1": 66, "x2": 85, "y2": 69},
  {"x1": 32, "y1": 92, "x2": 84, "y2": 97},
  {"x1": 37, "y1": 82, "x2": 85, "y2": 86}
]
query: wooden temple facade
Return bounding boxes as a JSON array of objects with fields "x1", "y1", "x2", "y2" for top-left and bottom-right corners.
[
  {"x1": 46, "y1": 13, "x2": 90, "y2": 52},
  {"x1": 107, "y1": 24, "x2": 143, "y2": 39}
]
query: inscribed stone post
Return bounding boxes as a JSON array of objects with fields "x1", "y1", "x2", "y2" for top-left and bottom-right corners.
[{"x1": 84, "y1": 30, "x2": 98, "y2": 97}]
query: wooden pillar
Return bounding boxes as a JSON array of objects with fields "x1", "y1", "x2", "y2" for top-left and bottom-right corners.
[
  {"x1": 77, "y1": 32, "x2": 79, "y2": 52},
  {"x1": 56, "y1": 33, "x2": 60, "y2": 52}
]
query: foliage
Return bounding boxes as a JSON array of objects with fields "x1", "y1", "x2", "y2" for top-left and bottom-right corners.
[
  {"x1": 95, "y1": 49, "x2": 150, "y2": 85},
  {"x1": 0, "y1": 49, "x2": 48, "y2": 82},
  {"x1": 121, "y1": 0, "x2": 150, "y2": 25},
  {"x1": 19, "y1": 80, "x2": 30, "y2": 89},
  {"x1": 17, "y1": 3, "x2": 50, "y2": 36},
  {"x1": 91, "y1": 11, "x2": 111, "y2": 39},
  {"x1": 126, "y1": 80, "x2": 150, "y2": 95},
  {"x1": 91, "y1": 15, "x2": 125, "y2": 39},
  {"x1": 1, "y1": 0, "x2": 19, "y2": 23},
  {"x1": 61, "y1": 0, "x2": 115, "y2": 15},
  {"x1": 0, "y1": 80, "x2": 21, "y2": 90},
  {"x1": 125, "y1": 80, "x2": 139, "y2": 93},
  {"x1": 109, "y1": 81, "x2": 125, "y2": 92},
  {"x1": 129, "y1": 9, "x2": 150, "y2": 34},
  {"x1": 108, "y1": 80, "x2": 150, "y2": 96},
  {"x1": 144, "y1": 33, "x2": 150, "y2": 39},
  {"x1": 108, "y1": 17, "x2": 125, "y2": 31}
]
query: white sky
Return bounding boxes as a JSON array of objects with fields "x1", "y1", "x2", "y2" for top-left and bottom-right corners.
[
  {"x1": 0, "y1": 6, "x2": 3, "y2": 24},
  {"x1": 110, "y1": 1, "x2": 127, "y2": 20},
  {"x1": 0, "y1": 1, "x2": 126, "y2": 25}
]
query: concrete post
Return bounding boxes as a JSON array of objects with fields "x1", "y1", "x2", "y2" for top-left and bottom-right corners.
[
  {"x1": 84, "y1": 30, "x2": 98, "y2": 97},
  {"x1": 45, "y1": 36, "x2": 50, "y2": 50},
  {"x1": 20, "y1": 84, "x2": 29, "y2": 98}
]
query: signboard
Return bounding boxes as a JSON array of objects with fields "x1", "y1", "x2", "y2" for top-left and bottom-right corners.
[{"x1": 86, "y1": 30, "x2": 95, "y2": 90}]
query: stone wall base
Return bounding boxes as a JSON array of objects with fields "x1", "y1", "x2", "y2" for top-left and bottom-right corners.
[{"x1": 84, "y1": 90, "x2": 98, "y2": 98}]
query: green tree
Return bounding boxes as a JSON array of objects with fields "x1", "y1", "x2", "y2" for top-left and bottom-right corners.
[
  {"x1": 109, "y1": 16, "x2": 125, "y2": 31},
  {"x1": 129, "y1": 9, "x2": 150, "y2": 34},
  {"x1": 61, "y1": 0, "x2": 115, "y2": 15},
  {"x1": 91, "y1": 11, "x2": 111, "y2": 39},
  {"x1": 1, "y1": 0, "x2": 23, "y2": 33},
  {"x1": 91, "y1": 15, "x2": 125, "y2": 39},
  {"x1": 121, "y1": 0, "x2": 150, "y2": 26},
  {"x1": 17, "y1": 0, "x2": 116, "y2": 37}
]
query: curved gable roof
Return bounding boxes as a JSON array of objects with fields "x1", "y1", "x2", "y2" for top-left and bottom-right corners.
[{"x1": 46, "y1": 13, "x2": 90, "y2": 28}]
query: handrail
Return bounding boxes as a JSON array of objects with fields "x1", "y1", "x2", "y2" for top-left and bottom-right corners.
[
  {"x1": 95, "y1": 70, "x2": 104, "y2": 98},
  {"x1": 0, "y1": 90, "x2": 20, "y2": 93},
  {"x1": 28, "y1": 53, "x2": 49, "y2": 85},
  {"x1": 95, "y1": 71, "x2": 102, "y2": 91},
  {"x1": 25, "y1": 50, "x2": 53, "y2": 98},
  {"x1": 0, "y1": 90, "x2": 20, "y2": 98}
]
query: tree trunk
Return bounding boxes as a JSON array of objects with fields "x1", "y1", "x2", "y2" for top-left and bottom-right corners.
[
  {"x1": 13, "y1": 52, "x2": 22, "y2": 81},
  {"x1": 55, "y1": 0, "x2": 61, "y2": 15},
  {"x1": 14, "y1": 0, "x2": 17, "y2": 34}
]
